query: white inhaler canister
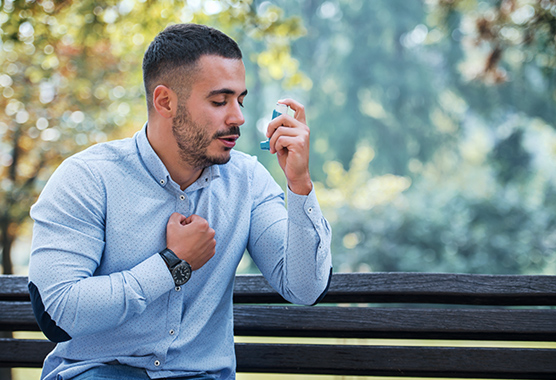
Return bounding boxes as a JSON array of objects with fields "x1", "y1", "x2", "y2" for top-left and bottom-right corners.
[{"x1": 260, "y1": 103, "x2": 289, "y2": 150}]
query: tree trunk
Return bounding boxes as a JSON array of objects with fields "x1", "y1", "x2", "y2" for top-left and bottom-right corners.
[{"x1": 1, "y1": 221, "x2": 13, "y2": 275}]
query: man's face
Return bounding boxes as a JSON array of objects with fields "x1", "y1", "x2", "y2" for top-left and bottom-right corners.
[{"x1": 172, "y1": 55, "x2": 247, "y2": 170}]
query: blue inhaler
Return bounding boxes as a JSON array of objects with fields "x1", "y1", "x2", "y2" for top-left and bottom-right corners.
[{"x1": 260, "y1": 103, "x2": 289, "y2": 150}]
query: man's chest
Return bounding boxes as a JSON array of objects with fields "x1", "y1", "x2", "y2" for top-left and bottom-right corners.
[{"x1": 99, "y1": 181, "x2": 252, "y2": 272}]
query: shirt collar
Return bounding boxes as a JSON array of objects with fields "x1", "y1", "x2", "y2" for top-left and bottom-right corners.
[
  {"x1": 186, "y1": 165, "x2": 221, "y2": 192},
  {"x1": 136, "y1": 123, "x2": 221, "y2": 190},
  {"x1": 136, "y1": 123, "x2": 171, "y2": 188}
]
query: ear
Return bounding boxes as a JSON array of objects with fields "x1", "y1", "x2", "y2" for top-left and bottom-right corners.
[{"x1": 153, "y1": 85, "x2": 177, "y2": 118}]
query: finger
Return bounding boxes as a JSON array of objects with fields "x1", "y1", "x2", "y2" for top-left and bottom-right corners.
[
  {"x1": 168, "y1": 212, "x2": 187, "y2": 225},
  {"x1": 269, "y1": 126, "x2": 310, "y2": 154},
  {"x1": 274, "y1": 135, "x2": 308, "y2": 155},
  {"x1": 181, "y1": 214, "x2": 198, "y2": 225},
  {"x1": 188, "y1": 214, "x2": 209, "y2": 225},
  {"x1": 266, "y1": 114, "x2": 289, "y2": 138},
  {"x1": 277, "y1": 98, "x2": 306, "y2": 123},
  {"x1": 190, "y1": 214, "x2": 208, "y2": 226},
  {"x1": 266, "y1": 115, "x2": 309, "y2": 139},
  {"x1": 189, "y1": 216, "x2": 213, "y2": 236}
]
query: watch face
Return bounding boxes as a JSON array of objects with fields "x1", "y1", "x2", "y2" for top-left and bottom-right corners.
[{"x1": 172, "y1": 262, "x2": 192, "y2": 286}]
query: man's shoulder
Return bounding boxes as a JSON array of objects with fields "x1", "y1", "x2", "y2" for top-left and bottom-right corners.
[
  {"x1": 52, "y1": 135, "x2": 140, "y2": 183},
  {"x1": 71, "y1": 135, "x2": 137, "y2": 164}
]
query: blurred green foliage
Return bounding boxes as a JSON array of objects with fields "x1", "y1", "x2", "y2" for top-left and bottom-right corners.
[
  {"x1": 1, "y1": 0, "x2": 555, "y2": 276},
  {"x1": 289, "y1": 0, "x2": 556, "y2": 274}
]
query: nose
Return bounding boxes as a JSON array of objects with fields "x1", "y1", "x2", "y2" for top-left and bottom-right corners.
[{"x1": 226, "y1": 102, "x2": 245, "y2": 127}]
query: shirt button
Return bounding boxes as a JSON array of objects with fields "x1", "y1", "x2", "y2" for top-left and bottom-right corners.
[
  {"x1": 175, "y1": 286, "x2": 181, "y2": 292},
  {"x1": 160, "y1": 179, "x2": 165, "y2": 185},
  {"x1": 180, "y1": 195, "x2": 185, "y2": 200},
  {"x1": 154, "y1": 360, "x2": 161, "y2": 366},
  {"x1": 307, "y1": 207, "x2": 313, "y2": 213},
  {"x1": 169, "y1": 329, "x2": 175, "y2": 335}
]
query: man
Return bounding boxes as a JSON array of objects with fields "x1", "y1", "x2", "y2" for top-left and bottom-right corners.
[{"x1": 28, "y1": 23, "x2": 332, "y2": 380}]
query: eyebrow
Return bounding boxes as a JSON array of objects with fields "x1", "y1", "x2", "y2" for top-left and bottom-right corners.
[{"x1": 207, "y1": 88, "x2": 248, "y2": 98}]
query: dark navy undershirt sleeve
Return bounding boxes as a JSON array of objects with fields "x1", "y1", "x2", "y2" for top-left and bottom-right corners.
[
  {"x1": 28, "y1": 281, "x2": 71, "y2": 343},
  {"x1": 311, "y1": 267, "x2": 333, "y2": 306}
]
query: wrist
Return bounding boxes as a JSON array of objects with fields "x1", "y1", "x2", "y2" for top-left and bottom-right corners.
[
  {"x1": 159, "y1": 248, "x2": 181, "y2": 268},
  {"x1": 159, "y1": 248, "x2": 192, "y2": 286},
  {"x1": 288, "y1": 177, "x2": 313, "y2": 196}
]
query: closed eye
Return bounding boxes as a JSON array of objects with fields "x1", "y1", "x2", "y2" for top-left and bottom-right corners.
[{"x1": 212, "y1": 100, "x2": 244, "y2": 108}]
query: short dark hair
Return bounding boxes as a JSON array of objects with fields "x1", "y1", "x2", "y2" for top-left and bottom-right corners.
[{"x1": 142, "y1": 23, "x2": 242, "y2": 110}]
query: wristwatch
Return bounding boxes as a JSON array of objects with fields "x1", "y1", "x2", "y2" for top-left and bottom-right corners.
[{"x1": 159, "y1": 248, "x2": 192, "y2": 286}]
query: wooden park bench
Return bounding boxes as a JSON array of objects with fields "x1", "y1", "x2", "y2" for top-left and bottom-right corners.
[{"x1": 1, "y1": 272, "x2": 555, "y2": 378}]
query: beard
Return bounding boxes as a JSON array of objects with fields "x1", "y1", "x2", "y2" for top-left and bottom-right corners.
[{"x1": 172, "y1": 104, "x2": 240, "y2": 170}]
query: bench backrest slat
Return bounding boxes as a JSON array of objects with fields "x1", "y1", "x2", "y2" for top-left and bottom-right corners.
[
  {"x1": 0, "y1": 338, "x2": 54, "y2": 368},
  {"x1": 0, "y1": 276, "x2": 29, "y2": 301},
  {"x1": 3, "y1": 274, "x2": 556, "y2": 305},
  {"x1": 233, "y1": 273, "x2": 556, "y2": 305},
  {"x1": 0, "y1": 301, "x2": 39, "y2": 331},
  {"x1": 233, "y1": 305, "x2": 556, "y2": 341},
  {"x1": 236, "y1": 343, "x2": 556, "y2": 379},
  {"x1": 2, "y1": 273, "x2": 555, "y2": 378},
  {"x1": 1, "y1": 339, "x2": 555, "y2": 379},
  {"x1": 3, "y1": 301, "x2": 555, "y2": 341}
]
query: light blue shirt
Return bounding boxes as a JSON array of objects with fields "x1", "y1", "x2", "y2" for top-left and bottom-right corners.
[{"x1": 28, "y1": 124, "x2": 332, "y2": 380}]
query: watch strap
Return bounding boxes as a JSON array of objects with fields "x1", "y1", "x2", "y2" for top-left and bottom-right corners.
[{"x1": 159, "y1": 248, "x2": 181, "y2": 269}]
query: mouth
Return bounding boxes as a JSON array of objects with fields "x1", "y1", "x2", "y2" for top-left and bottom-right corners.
[{"x1": 217, "y1": 135, "x2": 239, "y2": 148}]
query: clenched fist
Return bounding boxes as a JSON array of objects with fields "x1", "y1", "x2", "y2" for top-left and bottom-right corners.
[{"x1": 166, "y1": 213, "x2": 216, "y2": 270}]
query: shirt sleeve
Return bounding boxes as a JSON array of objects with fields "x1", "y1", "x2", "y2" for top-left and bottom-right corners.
[
  {"x1": 247, "y1": 161, "x2": 332, "y2": 305},
  {"x1": 28, "y1": 158, "x2": 174, "y2": 342}
]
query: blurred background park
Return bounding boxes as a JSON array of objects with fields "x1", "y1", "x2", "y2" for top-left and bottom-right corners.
[
  {"x1": 2, "y1": 0, "x2": 555, "y2": 277},
  {"x1": 1, "y1": 0, "x2": 555, "y2": 379}
]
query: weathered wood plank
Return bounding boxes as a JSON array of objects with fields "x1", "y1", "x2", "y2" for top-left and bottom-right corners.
[
  {"x1": 233, "y1": 273, "x2": 556, "y2": 305},
  {"x1": 0, "y1": 302, "x2": 39, "y2": 331},
  {"x1": 2, "y1": 339, "x2": 556, "y2": 379},
  {"x1": 236, "y1": 344, "x2": 556, "y2": 379},
  {"x1": 233, "y1": 305, "x2": 556, "y2": 341},
  {"x1": 3, "y1": 301, "x2": 556, "y2": 341},
  {"x1": 2, "y1": 273, "x2": 556, "y2": 378},
  {"x1": 5, "y1": 273, "x2": 556, "y2": 305},
  {"x1": 0, "y1": 276, "x2": 29, "y2": 301},
  {"x1": 0, "y1": 338, "x2": 53, "y2": 367}
]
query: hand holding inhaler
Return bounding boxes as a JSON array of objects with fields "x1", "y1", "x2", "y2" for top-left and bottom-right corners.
[
  {"x1": 260, "y1": 103, "x2": 289, "y2": 150},
  {"x1": 261, "y1": 99, "x2": 313, "y2": 195}
]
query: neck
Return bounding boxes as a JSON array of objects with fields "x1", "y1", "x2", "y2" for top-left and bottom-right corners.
[{"x1": 146, "y1": 119, "x2": 203, "y2": 191}]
